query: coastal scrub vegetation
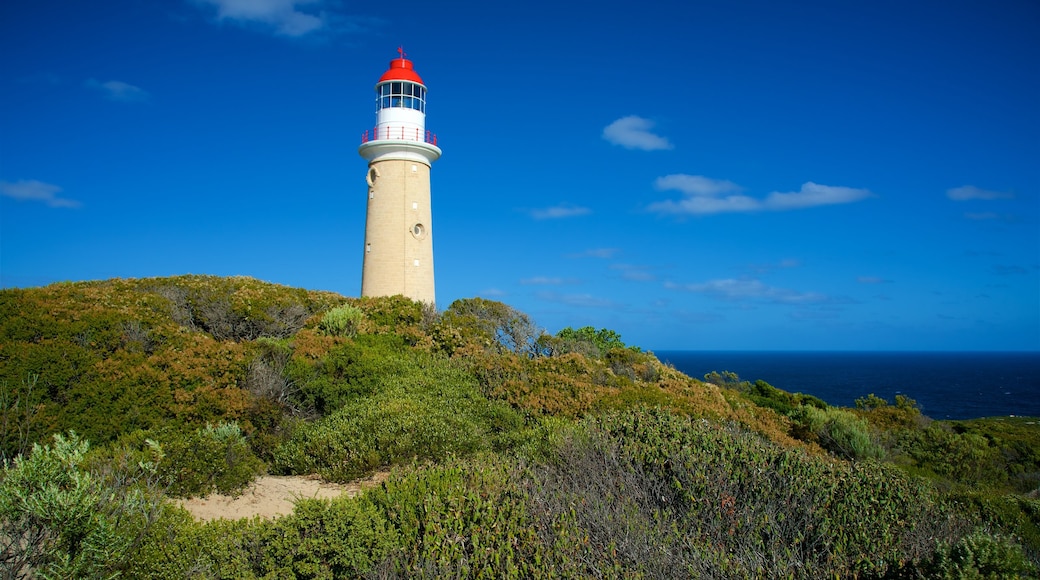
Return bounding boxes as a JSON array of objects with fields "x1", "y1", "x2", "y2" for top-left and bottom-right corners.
[{"x1": 1, "y1": 275, "x2": 1038, "y2": 577}]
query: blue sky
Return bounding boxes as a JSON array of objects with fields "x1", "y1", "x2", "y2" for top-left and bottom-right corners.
[{"x1": 2, "y1": 0, "x2": 1037, "y2": 351}]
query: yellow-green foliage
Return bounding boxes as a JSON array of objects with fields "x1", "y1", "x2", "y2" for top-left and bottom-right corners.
[
  {"x1": 0, "y1": 433, "x2": 164, "y2": 578},
  {"x1": 317, "y1": 303, "x2": 364, "y2": 337},
  {"x1": 365, "y1": 458, "x2": 545, "y2": 577},
  {"x1": 127, "y1": 408, "x2": 1037, "y2": 578},
  {"x1": 5, "y1": 276, "x2": 1040, "y2": 576},
  {"x1": 459, "y1": 349, "x2": 806, "y2": 452},
  {"x1": 0, "y1": 276, "x2": 342, "y2": 457},
  {"x1": 789, "y1": 405, "x2": 883, "y2": 461},
  {"x1": 273, "y1": 350, "x2": 524, "y2": 482}
]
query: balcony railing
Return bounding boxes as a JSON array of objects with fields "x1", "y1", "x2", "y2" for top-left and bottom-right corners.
[{"x1": 361, "y1": 127, "x2": 438, "y2": 146}]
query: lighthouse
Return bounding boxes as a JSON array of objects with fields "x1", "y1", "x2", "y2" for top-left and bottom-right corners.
[{"x1": 358, "y1": 49, "x2": 441, "y2": 305}]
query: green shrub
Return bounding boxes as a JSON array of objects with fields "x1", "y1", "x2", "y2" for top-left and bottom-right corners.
[
  {"x1": 551, "y1": 326, "x2": 640, "y2": 358},
  {"x1": 440, "y1": 298, "x2": 541, "y2": 355},
  {"x1": 0, "y1": 432, "x2": 164, "y2": 579},
  {"x1": 899, "y1": 422, "x2": 1006, "y2": 486},
  {"x1": 540, "y1": 407, "x2": 962, "y2": 578},
  {"x1": 925, "y1": 529, "x2": 1036, "y2": 579},
  {"x1": 318, "y1": 304, "x2": 364, "y2": 337},
  {"x1": 364, "y1": 458, "x2": 544, "y2": 577},
  {"x1": 790, "y1": 405, "x2": 883, "y2": 460},
  {"x1": 127, "y1": 507, "x2": 258, "y2": 579},
  {"x1": 273, "y1": 353, "x2": 522, "y2": 481},
  {"x1": 157, "y1": 421, "x2": 265, "y2": 497},
  {"x1": 251, "y1": 497, "x2": 400, "y2": 577},
  {"x1": 703, "y1": 370, "x2": 747, "y2": 390},
  {"x1": 289, "y1": 333, "x2": 411, "y2": 416}
]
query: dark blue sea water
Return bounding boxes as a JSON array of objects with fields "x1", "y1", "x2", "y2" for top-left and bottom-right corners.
[{"x1": 655, "y1": 351, "x2": 1040, "y2": 420}]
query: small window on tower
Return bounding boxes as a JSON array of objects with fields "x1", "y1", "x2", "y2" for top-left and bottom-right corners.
[
  {"x1": 411, "y1": 223, "x2": 425, "y2": 239},
  {"x1": 367, "y1": 167, "x2": 379, "y2": 187}
]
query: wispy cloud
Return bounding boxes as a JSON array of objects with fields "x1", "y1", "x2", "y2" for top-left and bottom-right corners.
[
  {"x1": 764, "y1": 182, "x2": 873, "y2": 210},
  {"x1": 479, "y1": 288, "x2": 506, "y2": 297},
  {"x1": 567, "y1": 248, "x2": 619, "y2": 259},
  {"x1": 746, "y1": 259, "x2": 800, "y2": 275},
  {"x1": 649, "y1": 177, "x2": 872, "y2": 215},
  {"x1": 529, "y1": 203, "x2": 591, "y2": 220},
  {"x1": 666, "y1": 277, "x2": 835, "y2": 305},
  {"x1": 86, "y1": 79, "x2": 149, "y2": 102},
  {"x1": 520, "y1": 276, "x2": 566, "y2": 285},
  {"x1": 602, "y1": 116, "x2": 673, "y2": 151},
  {"x1": 992, "y1": 264, "x2": 1030, "y2": 276},
  {"x1": 193, "y1": 0, "x2": 327, "y2": 36},
  {"x1": 610, "y1": 263, "x2": 656, "y2": 282},
  {"x1": 0, "y1": 180, "x2": 81, "y2": 209},
  {"x1": 536, "y1": 291, "x2": 617, "y2": 309},
  {"x1": 946, "y1": 185, "x2": 1013, "y2": 201},
  {"x1": 964, "y1": 212, "x2": 1001, "y2": 221},
  {"x1": 857, "y1": 276, "x2": 893, "y2": 284}
]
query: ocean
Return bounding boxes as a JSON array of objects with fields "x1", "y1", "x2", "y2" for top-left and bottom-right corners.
[{"x1": 654, "y1": 351, "x2": 1040, "y2": 420}]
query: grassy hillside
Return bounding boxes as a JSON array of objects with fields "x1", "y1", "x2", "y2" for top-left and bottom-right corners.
[{"x1": 1, "y1": 276, "x2": 1037, "y2": 578}]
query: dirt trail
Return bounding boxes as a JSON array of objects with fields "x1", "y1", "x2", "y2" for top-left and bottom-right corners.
[{"x1": 176, "y1": 471, "x2": 390, "y2": 521}]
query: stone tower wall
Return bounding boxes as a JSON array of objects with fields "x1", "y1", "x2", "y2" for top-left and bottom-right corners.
[{"x1": 361, "y1": 157, "x2": 435, "y2": 304}]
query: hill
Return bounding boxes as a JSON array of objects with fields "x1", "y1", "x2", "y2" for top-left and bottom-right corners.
[{"x1": 1, "y1": 275, "x2": 1037, "y2": 578}]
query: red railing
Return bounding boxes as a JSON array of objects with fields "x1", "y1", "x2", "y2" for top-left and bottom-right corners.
[{"x1": 361, "y1": 127, "x2": 438, "y2": 146}]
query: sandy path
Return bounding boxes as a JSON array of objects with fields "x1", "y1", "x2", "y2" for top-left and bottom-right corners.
[{"x1": 176, "y1": 471, "x2": 390, "y2": 521}]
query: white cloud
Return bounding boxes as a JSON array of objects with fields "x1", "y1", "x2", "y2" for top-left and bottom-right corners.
[
  {"x1": 529, "y1": 204, "x2": 591, "y2": 220},
  {"x1": 946, "y1": 185, "x2": 1013, "y2": 201},
  {"x1": 86, "y1": 79, "x2": 149, "y2": 102},
  {"x1": 602, "y1": 116, "x2": 673, "y2": 151},
  {"x1": 567, "y1": 248, "x2": 619, "y2": 259},
  {"x1": 763, "y1": 182, "x2": 873, "y2": 210},
  {"x1": 520, "y1": 276, "x2": 565, "y2": 285},
  {"x1": 0, "y1": 179, "x2": 81, "y2": 208},
  {"x1": 746, "y1": 259, "x2": 801, "y2": 275},
  {"x1": 857, "y1": 276, "x2": 892, "y2": 284},
  {"x1": 654, "y1": 174, "x2": 741, "y2": 196},
  {"x1": 610, "y1": 263, "x2": 656, "y2": 282},
  {"x1": 649, "y1": 176, "x2": 872, "y2": 215},
  {"x1": 666, "y1": 277, "x2": 831, "y2": 305},
  {"x1": 964, "y1": 212, "x2": 1000, "y2": 220},
  {"x1": 194, "y1": 0, "x2": 325, "y2": 36},
  {"x1": 536, "y1": 291, "x2": 616, "y2": 309}
]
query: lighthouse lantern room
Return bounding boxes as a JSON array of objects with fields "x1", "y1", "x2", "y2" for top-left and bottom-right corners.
[{"x1": 359, "y1": 49, "x2": 441, "y2": 305}]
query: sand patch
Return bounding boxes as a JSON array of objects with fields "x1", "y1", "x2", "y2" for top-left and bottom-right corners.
[{"x1": 176, "y1": 471, "x2": 390, "y2": 521}]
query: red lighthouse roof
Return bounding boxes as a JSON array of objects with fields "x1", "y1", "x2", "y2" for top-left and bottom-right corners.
[{"x1": 378, "y1": 47, "x2": 425, "y2": 84}]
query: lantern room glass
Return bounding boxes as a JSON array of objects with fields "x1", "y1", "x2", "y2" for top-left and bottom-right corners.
[{"x1": 376, "y1": 81, "x2": 426, "y2": 113}]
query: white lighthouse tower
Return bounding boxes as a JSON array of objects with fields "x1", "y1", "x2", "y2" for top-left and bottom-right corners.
[{"x1": 359, "y1": 48, "x2": 441, "y2": 305}]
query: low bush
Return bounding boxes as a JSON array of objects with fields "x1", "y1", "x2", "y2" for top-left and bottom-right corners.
[
  {"x1": 116, "y1": 421, "x2": 265, "y2": 498},
  {"x1": 789, "y1": 405, "x2": 883, "y2": 460},
  {"x1": 898, "y1": 422, "x2": 1006, "y2": 487},
  {"x1": 273, "y1": 353, "x2": 523, "y2": 482},
  {"x1": 364, "y1": 458, "x2": 544, "y2": 578},
  {"x1": 251, "y1": 497, "x2": 400, "y2": 577},
  {"x1": 127, "y1": 507, "x2": 258, "y2": 578},
  {"x1": 0, "y1": 432, "x2": 164, "y2": 579},
  {"x1": 288, "y1": 333, "x2": 412, "y2": 416},
  {"x1": 318, "y1": 304, "x2": 364, "y2": 337},
  {"x1": 924, "y1": 529, "x2": 1036, "y2": 578},
  {"x1": 527, "y1": 407, "x2": 966, "y2": 578}
]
